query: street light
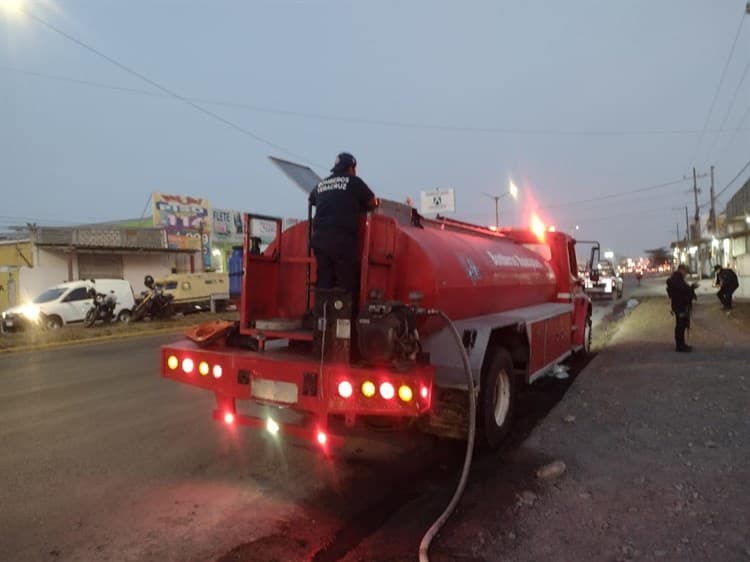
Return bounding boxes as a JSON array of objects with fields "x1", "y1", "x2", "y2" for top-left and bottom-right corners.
[
  {"x1": 483, "y1": 180, "x2": 519, "y2": 228},
  {"x1": 0, "y1": 0, "x2": 25, "y2": 17}
]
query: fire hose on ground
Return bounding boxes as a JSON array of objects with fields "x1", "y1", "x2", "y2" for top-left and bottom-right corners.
[{"x1": 418, "y1": 309, "x2": 477, "y2": 562}]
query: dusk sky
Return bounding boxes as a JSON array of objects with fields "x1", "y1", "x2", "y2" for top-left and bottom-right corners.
[{"x1": 2, "y1": 0, "x2": 749, "y2": 258}]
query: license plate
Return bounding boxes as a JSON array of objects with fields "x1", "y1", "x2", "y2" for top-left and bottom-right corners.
[
  {"x1": 251, "y1": 378, "x2": 298, "y2": 404},
  {"x1": 4, "y1": 320, "x2": 13, "y2": 327}
]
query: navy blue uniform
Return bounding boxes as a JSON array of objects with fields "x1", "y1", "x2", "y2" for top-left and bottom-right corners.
[
  {"x1": 308, "y1": 172, "x2": 375, "y2": 293},
  {"x1": 666, "y1": 270, "x2": 696, "y2": 350},
  {"x1": 714, "y1": 267, "x2": 739, "y2": 309}
]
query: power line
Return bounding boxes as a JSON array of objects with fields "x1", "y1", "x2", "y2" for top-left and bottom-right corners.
[
  {"x1": 541, "y1": 178, "x2": 688, "y2": 209},
  {"x1": 565, "y1": 205, "x2": 677, "y2": 225},
  {"x1": 4, "y1": 64, "x2": 749, "y2": 138},
  {"x1": 712, "y1": 92, "x2": 750, "y2": 169},
  {"x1": 685, "y1": 14, "x2": 747, "y2": 172},
  {"x1": 18, "y1": 7, "x2": 319, "y2": 168},
  {"x1": 714, "y1": 155, "x2": 750, "y2": 200},
  {"x1": 703, "y1": 56, "x2": 750, "y2": 165}
]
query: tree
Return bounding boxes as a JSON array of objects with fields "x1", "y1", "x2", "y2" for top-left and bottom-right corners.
[{"x1": 645, "y1": 247, "x2": 670, "y2": 267}]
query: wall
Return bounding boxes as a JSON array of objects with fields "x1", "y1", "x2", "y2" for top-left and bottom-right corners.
[
  {"x1": 123, "y1": 254, "x2": 172, "y2": 295},
  {"x1": 0, "y1": 240, "x2": 33, "y2": 309},
  {"x1": 17, "y1": 249, "x2": 70, "y2": 302},
  {"x1": 13, "y1": 249, "x2": 179, "y2": 306}
]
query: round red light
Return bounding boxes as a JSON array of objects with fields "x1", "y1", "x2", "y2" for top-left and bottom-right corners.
[
  {"x1": 317, "y1": 431, "x2": 327, "y2": 445},
  {"x1": 337, "y1": 380, "x2": 353, "y2": 398},
  {"x1": 420, "y1": 386, "x2": 429, "y2": 399},
  {"x1": 379, "y1": 382, "x2": 395, "y2": 400},
  {"x1": 182, "y1": 358, "x2": 194, "y2": 373},
  {"x1": 224, "y1": 412, "x2": 235, "y2": 424}
]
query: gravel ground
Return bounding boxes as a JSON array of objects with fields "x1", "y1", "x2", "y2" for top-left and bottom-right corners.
[{"x1": 438, "y1": 297, "x2": 750, "y2": 562}]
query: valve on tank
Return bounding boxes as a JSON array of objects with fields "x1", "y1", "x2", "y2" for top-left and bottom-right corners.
[{"x1": 357, "y1": 300, "x2": 421, "y2": 365}]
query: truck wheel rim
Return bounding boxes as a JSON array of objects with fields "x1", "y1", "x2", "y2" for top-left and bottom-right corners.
[
  {"x1": 493, "y1": 371, "x2": 511, "y2": 425},
  {"x1": 584, "y1": 319, "x2": 592, "y2": 351}
]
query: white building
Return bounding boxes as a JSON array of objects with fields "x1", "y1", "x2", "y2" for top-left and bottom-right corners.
[{"x1": 10, "y1": 226, "x2": 199, "y2": 304}]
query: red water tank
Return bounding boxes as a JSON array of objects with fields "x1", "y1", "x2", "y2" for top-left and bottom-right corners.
[
  {"x1": 242, "y1": 209, "x2": 559, "y2": 332},
  {"x1": 364, "y1": 214, "x2": 557, "y2": 326}
]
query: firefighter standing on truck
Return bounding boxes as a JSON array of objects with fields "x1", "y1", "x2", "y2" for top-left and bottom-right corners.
[
  {"x1": 308, "y1": 152, "x2": 377, "y2": 294},
  {"x1": 666, "y1": 264, "x2": 697, "y2": 353}
]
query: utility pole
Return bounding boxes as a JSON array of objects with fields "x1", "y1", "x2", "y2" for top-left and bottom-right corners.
[
  {"x1": 482, "y1": 193, "x2": 502, "y2": 228},
  {"x1": 709, "y1": 165, "x2": 716, "y2": 232},
  {"x1": 676, "y1": 222, "x2": 680, "y2": 242},
  {"x1": 684, "y1": 206, "x2": 690, "y2": 243},
  {"x1": 692, "y1": 167, "x2": 701, "y2": 240}
]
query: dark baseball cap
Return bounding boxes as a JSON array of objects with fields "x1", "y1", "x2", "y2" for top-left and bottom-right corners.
[{"x1": 331, "y1": 152, "x2": 357, "y2": 172}]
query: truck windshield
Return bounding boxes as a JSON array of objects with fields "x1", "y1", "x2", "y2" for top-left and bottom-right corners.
[{"x1": 33, "y1": 288, "x2": 67, "y2": 303}]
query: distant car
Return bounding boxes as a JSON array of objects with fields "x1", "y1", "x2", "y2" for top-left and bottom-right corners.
[{"x1": 583, "y1": 261, "x2": 624, "y2": 300}]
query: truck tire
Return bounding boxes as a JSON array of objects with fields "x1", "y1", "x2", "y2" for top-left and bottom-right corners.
[
  {"x1": 576, "y1": 312, "x2": 592, "y2": 356},
  {"x1": 478, "y1": 348, "x2": 516, "y2": 449}
]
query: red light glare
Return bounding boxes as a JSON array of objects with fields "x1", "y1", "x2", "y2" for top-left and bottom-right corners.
[
  {"x1": 337, "y1": 380, "x2": 353, "y2": 399},
  {"x1": 420, "y1": 386, "x2": 429, "y2": 399},
  {"x1": 316, "y1": 431, "x2": 327, "y2": 445},
  {"x1": 379, "y1": 382, "x2": 395, "y2": 400},
  {"x1": 224, "y1": 412, "x2": 235, "y2": 424},
  {"x1": 182, "y1": 358, "x2": 194, "y2": 374}
]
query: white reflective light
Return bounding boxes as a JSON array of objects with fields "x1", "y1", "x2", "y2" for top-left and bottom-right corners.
[{"x1": 266, "y1": 418, "x2": 280, "y2": 435}]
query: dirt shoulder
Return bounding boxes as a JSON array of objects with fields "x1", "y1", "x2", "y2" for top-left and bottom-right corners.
[
  {"x1": 438, "y1": 298, "x2": 750, "y2": 562},
  {"x1": 0, "y1": 311, "x2": 239, "y2": 353}
]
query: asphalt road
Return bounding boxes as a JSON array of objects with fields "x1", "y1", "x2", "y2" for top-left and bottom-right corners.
[{"x1": 0, "y1": 281, "x2": 639, "y2": 562}]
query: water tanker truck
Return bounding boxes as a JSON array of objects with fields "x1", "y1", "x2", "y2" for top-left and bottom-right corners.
[{"x1": 160, "y1": 199, "x2": 592, "y2": 449}]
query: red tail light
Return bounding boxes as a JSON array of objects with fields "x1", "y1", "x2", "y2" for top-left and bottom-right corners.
[{"x1": 224, "y1": 412, "x2": 235, "y2": 424}]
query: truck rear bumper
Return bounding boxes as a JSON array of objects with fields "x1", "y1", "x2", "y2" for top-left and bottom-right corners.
[{"x1": 160, "y1": 340, "x2": 434, "y2": 443}]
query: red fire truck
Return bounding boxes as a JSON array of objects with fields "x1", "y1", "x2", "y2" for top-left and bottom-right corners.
[{"x1": 160, "y1": 199, "x2": 591, "y2": 449}]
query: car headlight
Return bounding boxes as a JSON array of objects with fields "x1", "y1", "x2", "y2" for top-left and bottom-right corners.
[{"x1": 20, "y1": 304, "x2": 41, "y2": 321}]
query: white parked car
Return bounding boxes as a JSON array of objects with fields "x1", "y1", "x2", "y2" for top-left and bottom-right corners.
[{"x1": 1, "y1": 279, "x2": 135, "y2": 331}]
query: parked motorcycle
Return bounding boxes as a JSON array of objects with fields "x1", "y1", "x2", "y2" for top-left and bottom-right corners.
[
  {"x1": 132, "y1": 275, "x2": 175, "y2": 321},
  {"x1": 84, "y1": 288, "x2": 118, "y2": 327}
]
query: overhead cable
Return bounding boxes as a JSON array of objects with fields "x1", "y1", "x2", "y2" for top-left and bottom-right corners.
[
  {"x1": 684, "y1": 14, "x2": 747, "y2": 172},
  {"x1": 18, "y1": 8, "x2": 319, "y2": 167},
  {"x1": 2, "y1": 64, "x2": 747, "y2": 138},
  {"x1": 542, "y1": 178, "x2": 688, "y2": 209}
]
